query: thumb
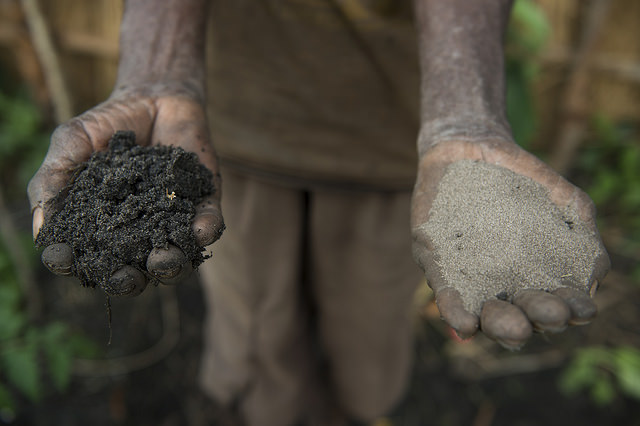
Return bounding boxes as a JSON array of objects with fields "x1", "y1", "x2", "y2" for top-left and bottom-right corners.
[
  {"x1": 28, "y1": 122, "x2": 93, "y2": 240},
  {"x1": 412, "y1": 230, "x2": 479, "y2": 339}
]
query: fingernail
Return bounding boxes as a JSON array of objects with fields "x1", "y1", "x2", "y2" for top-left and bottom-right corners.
[
  {"x1": 158, "y1": 263, "x2": 193, "y2": 286},
  {"x1": 589, "y1": 280, "x2": 599, "y2": 298},
  {"x1": 152, "y1": 264, "x2": 183, "y2": 279},
  {"x1": 42, "y1": 243, "x2": 73, "y2": 275},
  {"x1": 103, "y1": 266, "x2": 147, "y2": 297},
  {"x1": 192, "y1": 214, "x2": 225, "y2": 246},
  {"x1": 32, "y1": 207, "x2": 44, "y2": 241}
]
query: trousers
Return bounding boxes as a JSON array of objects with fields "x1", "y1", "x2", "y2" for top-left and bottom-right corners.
[{"x1": 198, "y1": 168, "x2": 422, "y2": 425}]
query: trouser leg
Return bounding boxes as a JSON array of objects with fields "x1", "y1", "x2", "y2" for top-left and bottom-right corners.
[
  {"x1": 309, "y1": 189, "x2": 422, "y2": 421},
  {"x1": 198, "y1": 170, "x2": 312, "y2": 426}
]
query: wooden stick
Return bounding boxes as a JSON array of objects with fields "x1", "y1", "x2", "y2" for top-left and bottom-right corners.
[
  {"x1": 542, "y1": 47, "x2": 640, "y2": 84},
  {"x1": 19, "y1": 0, "x2": 73, "y2": 123},
  {"x1": 59, "y1": 31, "x2": 119, "y2": 60},
  {"x1": 548, "y1": 0, "x2": 612, "y2": 174}
]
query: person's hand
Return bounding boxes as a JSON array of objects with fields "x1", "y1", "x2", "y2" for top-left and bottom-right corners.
[
  {"x1": 411, "y1": 139, "x2": 610, "y2": 349},
  {"x1": 28, "y1": 87, "x2": 224, "y2": 296}
]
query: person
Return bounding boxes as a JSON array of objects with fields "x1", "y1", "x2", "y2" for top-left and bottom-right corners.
[{"x1": 28, "y1": 1, "x2": 610, "y2": 425}]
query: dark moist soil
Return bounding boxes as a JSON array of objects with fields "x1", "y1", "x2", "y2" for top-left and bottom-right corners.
[{"x1": 35, "y1": 131, "x2": 214, "y2": 294}]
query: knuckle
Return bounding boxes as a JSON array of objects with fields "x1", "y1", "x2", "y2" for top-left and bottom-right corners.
[
  {"x1": 51, "y1": 117, "x2": 99, "y2": 151},
  {"x1": 104, "y1": 267, "x2": 147, "y2": 297},
  {"x1": 50, "y1": 121, "x2": 79, "y2": 143},
  {"x1": 26, "y1": 173, "x2": 42, "y2": 206},
  {"x1": 41, "y1": 244, "x2": 73, "y2": 275}
]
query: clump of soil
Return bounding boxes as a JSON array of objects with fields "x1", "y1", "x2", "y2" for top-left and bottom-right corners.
[
  {"x1": 422, "y1": 160, "x2": 604, "y2": 315},
  {"x1": 36, "y1": 131, "x2": 214, "y2": 293}
]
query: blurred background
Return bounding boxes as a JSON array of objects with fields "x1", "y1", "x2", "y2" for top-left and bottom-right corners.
[{"x1": 0, "y1": 0, "x2": 639, "y2": 425}]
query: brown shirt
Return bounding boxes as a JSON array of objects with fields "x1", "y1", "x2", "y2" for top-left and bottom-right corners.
[{"x1": 206, "y1": 0, "x2": 420, "y2": 190}]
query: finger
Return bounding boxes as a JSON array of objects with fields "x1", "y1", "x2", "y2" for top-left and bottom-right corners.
[
  {"x1": 151, "y1": 98, "x2": 217, "y2": 175},
  {"x1": 41, "y1": 243, "x2": 73, "y2": 276},
  {"x1": 193, "y1": 195, "x2": 225, "y2": 247},
  {"x1": 102, "y1": 266, "x2": 147, "y2": 297},
  {"x1": 590, "y1": 249, "x2": 611, "y2": 287},
  {"x1": 146, "y1": 244, "x2": 193, "y2": 285},
  {"x1": 151, "y1": 103, "x2": 224, "y2": 247},
  {"x1": 27, "y1": 122, "x2": 95, "y2": 213},
  {"x1": 589, "y1": 279, "x2": 599, "y2": 298},
  {"x1": 28, "y1": 124, "x2": 98, "y2": 243},
  {"x1": 28, "y1": 100, "x2": 157, "y2": 230},
  {"x1": 435, "y1": 287, "x2": 479, "y2": 339},
  {"x1": 481, "y1": 299, "x2": 532, "y2": 350},
  {"x1": 512, "y1": 289, "x2": 570, "y2": 333},
  {"x1": 552, "y1": 287, "x2": 598, "y2": 325},
  {"x1": 157, "y1": 262, "x2": 193, "y2": 286}
]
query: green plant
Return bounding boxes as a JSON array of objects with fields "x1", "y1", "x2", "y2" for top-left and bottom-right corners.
[
  {"x1": 0, "y1": 88, "x2": 98, "y2": 421},
  {"x1": 505, "y1": 0, "x2": 551, "y2": 148},
  {"x1": 574, "y1": 115, "x2": 640, "y2": 281},
  {"x1": 0, "y1": 237, "x2": 99, "y2": 421},
  {"x1": 559, "y1": 346, "x2": 640, "y2": 406},
  {"x1": 0, "y1": 90, "x2": 49, "y2": 195}
]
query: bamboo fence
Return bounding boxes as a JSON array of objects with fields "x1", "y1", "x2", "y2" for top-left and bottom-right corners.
[{"x1": 0, "y1": 0, "x2": 638, "y2": 166}]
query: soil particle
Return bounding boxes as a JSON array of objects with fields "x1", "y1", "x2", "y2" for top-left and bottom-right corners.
[
  {"x1": 423, "y1": 160, "x2": 603, "y2": 315},
  {"x1": 36, "y1": 131, "x2": 214, "y2": 293}
]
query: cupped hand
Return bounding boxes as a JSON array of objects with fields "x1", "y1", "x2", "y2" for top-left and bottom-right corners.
[
  {"x1": 28, "y1": 88, "x2": 224, "y2": 296},
  {"x1": 411, "y1": 139, "x2": 610, "y2": 349}
]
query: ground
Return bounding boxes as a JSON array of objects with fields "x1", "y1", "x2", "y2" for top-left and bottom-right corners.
[{"x1": 7, "y1": 236, "x2": 640, "y2": 426}]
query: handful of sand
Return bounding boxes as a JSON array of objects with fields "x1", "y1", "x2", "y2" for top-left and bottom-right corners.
[{"x1": 421, "y1": 160, "x2": 604, "y2": 315}]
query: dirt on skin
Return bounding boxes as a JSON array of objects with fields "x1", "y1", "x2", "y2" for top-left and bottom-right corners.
[
  {"x1": 422, "y1": 159, "x2": 604, "y2": 315},
  {"x1": 36, "y1": 131, "x2": 214, "y2": 294}
]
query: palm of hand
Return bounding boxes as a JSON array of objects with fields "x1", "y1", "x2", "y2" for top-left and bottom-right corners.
[
  {"x1": 411, "y1": 139, "x2": 610, "y2": 349},
  {"x1": 29, "y1": 93, "x2": 223, "y2": 294}
]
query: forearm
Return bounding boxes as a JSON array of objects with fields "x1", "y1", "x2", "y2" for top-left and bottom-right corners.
[
  {"x1": 114, "y1": 0, "x2": 209, "y2": 101},
  {"x1": 414, "y1": 0, "x2": 514, "y2": 155}
]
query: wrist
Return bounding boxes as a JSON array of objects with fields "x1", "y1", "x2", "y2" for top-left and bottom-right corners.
[
  {"x1": 114, "y1": 0, "x2": 208, "y2": 102},
  {"x1": 417, "y1": 118, "x2": 514, "y2": 157},
  {"x1": 414, "y1": 0, "x2": 514, "y2": 157},
  {"x1": 110, "y1": 80, "x2": 206, "y2": 105}
]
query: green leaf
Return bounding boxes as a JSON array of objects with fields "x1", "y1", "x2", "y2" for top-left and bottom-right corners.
[
  {"x1": 41, "y1": 323, "x2": 73, "y2": 391},
  {"x1": 44, "y1": 343, "x2": 73, "y2": 392},
  {"x1": 621, "y1": 186, "x2": 640, "y2": 211},
  {"x1": 560, "y1": 364, "x2": 592, "y2": 394},
  {"x1": 0, "y1": 280, "x2": 21, "y2": 310},
  {"x1": 614, "y1": 347, "x2": 640, "y2": 400},
  {"x1": 0, "y1": 252, "x2": 11, "y2": 275},
  {"x1": 515, "y1": 0, "x2": 550, "y2": 45},
  {"x1": 559, "y1": 347, "x2": 613, "y2": 396},
  {"x1": 631, "y1": 266, "x2": 640, "y2": 286},
  {"x1": 508, "y1": 0, "x2": 550, "y2": 56},
  {"x1": 66, "y1": 333, "x2": 101, "y2": 359},
  {"x1": 620, "y1": 146, "x2": 640, "y2": 181},
  {"x1": 588, "y1": 170, "x2": 620, "y2": 206},
  {"x1": 0, "y1": 92, "x2": 43, "y2": 156},
  {"x1": 591, "y1": 375, "x2": 616, "y2": 406},
  {"x1": 0, "y1": 382, "x2": 16, "y2": 422},
  {"x1": 41, "y1": 322, "x2": 67, "y2": 342},
  {"x1": 591, "y1": 114, "x2": 618, "y2": 147},
  {"x1": 1, "y1": 343, "x2": 41, "y2": 401},
  {"x1": 0, "y1": 307, "x2": 26, "y2": 341},
  {"x1": 506, "y1": 61, "x2": 536, "y2": 148}
]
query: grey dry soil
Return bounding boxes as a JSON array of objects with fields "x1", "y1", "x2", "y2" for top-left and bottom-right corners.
[
  {"x1": 422, "y1": 160, "x2": 604, "y2": 315},
  {"x1": 36, "y1": 131, "x2": 214, "y2": 295}
]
